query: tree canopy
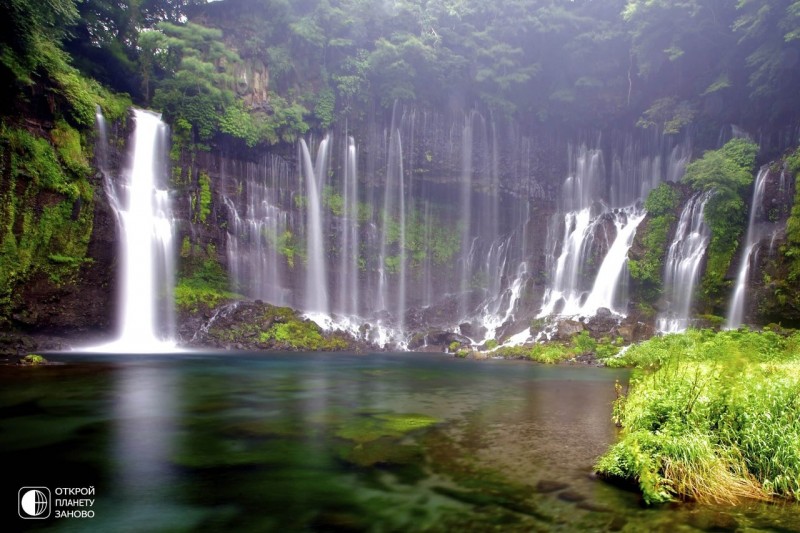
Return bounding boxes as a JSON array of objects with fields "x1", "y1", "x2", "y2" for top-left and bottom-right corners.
[{"x1": 3, "y1": 0, "x2": 800, "y2": 148}]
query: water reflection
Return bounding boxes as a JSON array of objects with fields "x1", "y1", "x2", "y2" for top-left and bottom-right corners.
[
  {"x1": 0, "y1": 354, "x2": 797, "y2": 531},
  {"x1": 113, "y1": 364, "x2": 177, "y2": 500}
]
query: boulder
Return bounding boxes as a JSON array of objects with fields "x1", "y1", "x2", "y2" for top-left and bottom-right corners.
[{"x1": 555, "y1": 320, "x2": 585, "y2": 340}]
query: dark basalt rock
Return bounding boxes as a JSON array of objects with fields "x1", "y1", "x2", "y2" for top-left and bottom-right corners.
[
  {"x1": 555, "y1": 319, "x2": 585, "y2": 340},
  {"x1": 407, "y1": 329, "x2": 471, "y2": 351},
  {"x1": 184, "y1": 300, "x2": 366, "y2": 352},
  {"x1": 585, "y1": 308, "x2": 619, "y2": 334}
]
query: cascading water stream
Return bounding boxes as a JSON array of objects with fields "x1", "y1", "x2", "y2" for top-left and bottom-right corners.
[
  {"x1": 91, "y1": 109, "x2": 176, "y2": 352},
  {"x1": 580, "y1": 208, "x2": 645, "y2": 315},
  {"x1": 656, "y1": 191, "x2": 712, "y2": 333},
  {"x1": 726, "y1": 166, "x2": 773, "y2": 329},
  {"x1": 539, "y1": 144, "x2": 651, "y2": 319},
  {"x1": 337, "y1": 137, "x2": 360, "y2": 316},
  {"x1": 224, "y1": 160, "x2": 289, "y2": 304},
  {"x1": 300, "y1": 137, "x2": 330, "y2": 314}
]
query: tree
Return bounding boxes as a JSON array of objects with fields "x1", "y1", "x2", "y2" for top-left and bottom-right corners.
[{"x1": 142, "y1": 21, "x2": 239, "y2": 140}]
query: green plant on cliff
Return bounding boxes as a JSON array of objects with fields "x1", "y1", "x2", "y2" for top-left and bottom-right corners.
[
  {"x1": 783, "y1": 146, "x2": 800, "y2": 281},
  {"x1": 683, "y1": 138, "x2": 758, "y2": 308},
  {"x1": 629, "y1": 183, "x2": 680, "y2": 296},
  {"x1": 0, "y1": 125, "x2": 95, "y2": 321},
  {"x1": 195, "y1": 171, "x2": 212, "y2": 224},
  {"x1": 260, "y1": 318, "x2": 348, "y2": 351},
  {"x1": 175, "y1": 244, "x2": 237, "y2": 313}
]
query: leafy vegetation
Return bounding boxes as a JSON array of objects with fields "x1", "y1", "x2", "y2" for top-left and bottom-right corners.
[
  {"x1": 597, "y1": 329, "x2": 800, "y2": 504},
  {"x1": 783, "y1": 146, "x2": 800, "y2": 281},
  {"x1": 629, "y1": 183, "x2": 680, "y2": 297},
  {"x1": 13, "y1": 0, "x2": 793, "y2": 151},
  {"x1": 175, "y1": 241, "x2": 238, "y2": 313},
  {"x1": 0, "y1": 125, "x2": 95, "y2": 322},
  {"x1": 683, "y1": 139, "x2": 758, "y2": 309}
]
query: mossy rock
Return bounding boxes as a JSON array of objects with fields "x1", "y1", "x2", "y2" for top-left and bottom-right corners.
[
  {"x1": 335, "y1": 413, "x2": 438, "y2": 443},
  {"x1": 20, "y1": 354, "x2": 47, "y2": 366},
  {"x1": 336, "y1": 438, "x2": 423, "y2": 467}
]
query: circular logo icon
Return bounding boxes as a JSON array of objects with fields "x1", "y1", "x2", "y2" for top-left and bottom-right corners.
[{"x1": 21, "y1": 489, "x2": 48, "y2": 517}]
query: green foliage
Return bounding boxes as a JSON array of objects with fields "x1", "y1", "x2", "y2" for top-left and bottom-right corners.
[
  {"x1": 597, "y1": 329, "x2": 800, "y2": 504},
  {"x1": 218, "y1": 94, "x2": 309, "y2": 147},
  {"x1": 484, "y1": 339, "x2": 498, "y2": 350},
  {"x1": 313, "y1": 87, "x2": 336, "y2": 129},
  {"x1": 264, "y1": 229, "x2": 304, "y2": 269},
  {"x1": 637, "y1": 97, "x2": 696, "y2": 134},
  {"x1": 643, "y1": 182, "x2": 680, "y2": 216},
  {"x1": 143, "y1": 21, "x2": 240, "y2": 141},
  {"x1": 495, "y1": 342, "x2": 572, "y2": 364},
  {"x1": 322, "y1": 185, "x2": 344, "y2": 216},
  {"x1": 0, "y1": 125, "x2": 94, "y2": 321},
  {"x1": 629, "y1": 183, "x2": 680, "y2": 293},
  {"x1": 21, "y1": 354, "x2": 47, "y2": 365},
  {"x1": 783, "y1": 147, "x2": 800, "y2": 282},
  {"x1": 683, "y1": 139, "x2": 758, "y2": 307},
  {"x1": 175, "y1": 244, "x2": 237, "y2": 313},
  {"x1": 260, "y1": 317, "x2": 348, "y2": 351},
  {"x1": 571, "y1": 330, "x2": 597, "y2": 355},
  {"x1": 50, "y1": 120, "x2": 90, "y2": 177},
  {"x1": 196, "y1": 171, "x2": 212, "y2": 223},
  {"x1": 0, "y1": 0, "x2": 78, "y2": 84}
]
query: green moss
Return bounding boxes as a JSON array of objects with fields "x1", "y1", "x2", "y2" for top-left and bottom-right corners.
[
  {"x1": 335, "y1": 412, "x2": 438, "y2": 443},
  {"x1": 260, "y1": 318, "x2": 348, "y2": 351},
  {"x1": 21, "y1": 354, "x2": 47, "y2": 365},
  {"x1": 0, "y1": 125, "x2": 94, "y2": 321},
  {"x1": 322, "y1": 185, "x2": 344, "y2": 216},
  {"x1": 629, "y1": 183, "x2": 680, "y2": 297},
  {"x1": 783, "y1": 147, "x2": 800, "y2": 284},
  {"x1": 175, "y1": 246, "x2": 238, "y2": 313},
  {"x1": 196, "y1": 171, "x2": 212, "y2": 223},
  {"x1": 264, "y1": 230, "x2": 304, "y2": 268}
]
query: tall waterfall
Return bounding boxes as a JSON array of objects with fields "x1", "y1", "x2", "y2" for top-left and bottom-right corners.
[
  {"x1": 300, "y1": 137, "x2": 330, "y2": 314},
  {"x1": 223, "y1": 155, "x2": 290, "y2": 305},
  {"x1": 214, "y1": 107, "x2": 698, "y2": 346},
  {"x1": 95, "y1": 109, "x2": 176, "y2": 352},
  {"x1": 726, "y1": 166, "x2": 775, "y2": 329},
  {"x1": 337, "y1": 137, "x2": 360, "y2": 316},
  {"x1": 656, "y1": 191, "x2": 712, "y2": 333},
  {"x1": 539, "y1": 146, "x2": 645, "y2": 317}
]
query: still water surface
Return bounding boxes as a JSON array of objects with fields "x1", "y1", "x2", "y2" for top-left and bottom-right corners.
[{"x1": 1, "y1": 352, "x2": 797, "y2": 531}]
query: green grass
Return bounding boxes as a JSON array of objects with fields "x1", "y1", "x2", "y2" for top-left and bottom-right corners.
[{"x1": 596, "y1": 329, "x2": 800, "y2": 504}]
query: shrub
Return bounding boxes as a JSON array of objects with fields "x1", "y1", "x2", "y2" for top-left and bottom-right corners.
[{"x1": 597, "y1": 329, "x2": 800, "y2": 504}]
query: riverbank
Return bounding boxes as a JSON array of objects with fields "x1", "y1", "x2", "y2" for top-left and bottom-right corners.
[{"x1": 595, "y1": 328, "x2": 800, "y2": 504}]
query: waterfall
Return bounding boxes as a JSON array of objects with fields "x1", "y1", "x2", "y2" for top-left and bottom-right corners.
[
  {"x1": 726, "y1": 166, "x2": 773, "y2": 329},
  {"x1": 539, "y1": 144, "x2": 646, "y2": 318},
  {"x1": 656, "y1": 191, "x2": 712, "y2": 333},
  {"x1": 458, "y1": 112, "x2": 475, "y2": 317},
  {"x1": 337, "y1": 137, "x2": 359, "y2": 316},
  {"x1": 300, "y1": 137, "x2": 330, "y2": 314},
  {"x1": 93, "y1": 109, "x2": 176, "y2": 352},
  {"x1": 223, "y1": 156, "x2": 289, "y2": 304},
  {"x1": 580, "y1": 208, "x2": 646, "y2": 315}
]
